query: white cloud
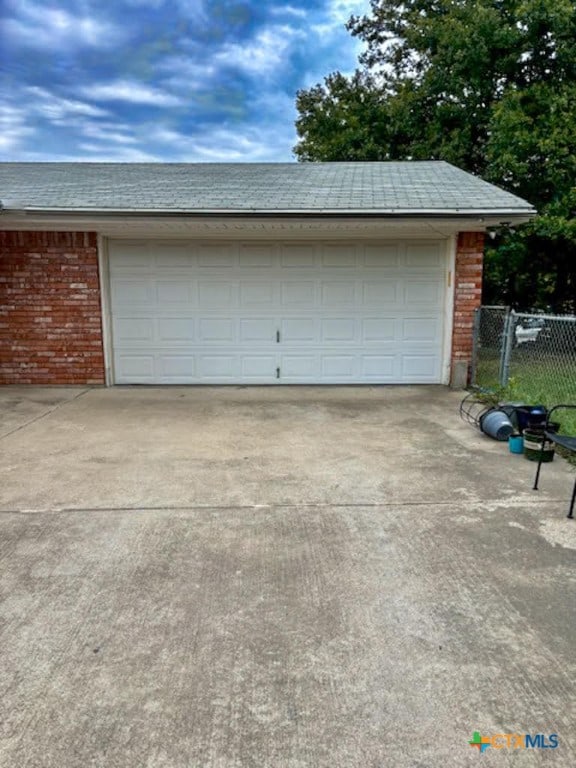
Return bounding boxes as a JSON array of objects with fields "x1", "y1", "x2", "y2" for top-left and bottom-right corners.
[
  {"x1": 76, "y1": 144, "x2": 161, "y2": 161},
  {"x1": 328, "y1": 0, "x2": 370, "y2": 63},
  {"x1": 25, "y1": 87, "x2": 110, "y2": 122},
  {"x1": 148, "y1": 119, "x2": 295, "y2": 162},
  {"x1": 0, "y1": 145, "x2": 162, "y2": 162},
  {"x1": 328, "y1": 0, "x2": 369, "y2": 24},
  {"x1": 270, "y1": 5, "x2": 307, "y2": 19},
  {"x1": 0, "y1": 0, "x2": 370, "y2": 162},
  {"x1": 189, "y1": 126, "x2": 295, "y2": 162},
  {"x1": 0, "y1": 104, "x2": 35, "y2": 153},
  {"x1": 4, "y1": 0, "x2": 125, "y2": 50},
  {"x1": 215, "y1": 24, "x2": 303, "y2": 78},
  {"x1": 156, "y1": 56, "x2": 217, "y2": 87},
  {"x1": 150, "y1": 127, "x2": 188, "y2": 144},
  {"x1": 79, "y1": 123, "x2": 139, "y2": 145},
  {"x1": 305, "y1": 0, "x2": 369, "y2": 84},
  {"x1": 311, "y1": 0, "x2": 368, "y2": 37},
  {"x1": 79, "y1": 80, "x2": 185, "y2": 107}
]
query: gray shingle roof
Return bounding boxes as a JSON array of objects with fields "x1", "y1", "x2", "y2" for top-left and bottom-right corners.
[{"x1": 0, "y1": 161, "x2": 534, "y2": 215}]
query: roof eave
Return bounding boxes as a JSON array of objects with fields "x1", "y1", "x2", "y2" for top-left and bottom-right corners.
[{"x1": 1, "y1": 207, "x2": 536, "y2": 220}]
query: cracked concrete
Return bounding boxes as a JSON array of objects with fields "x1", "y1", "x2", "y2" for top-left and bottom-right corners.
[{"x1": 0, "y1": 385, "x2": 574, "y2": 767}]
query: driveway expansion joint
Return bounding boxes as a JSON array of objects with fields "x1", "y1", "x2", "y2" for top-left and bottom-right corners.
[
  {"x1": 0, "y1": 498, "x2": 570, "y2": 515},
  {"x1": 0, "y1": 387, "x2": 92, "y2": 441}
]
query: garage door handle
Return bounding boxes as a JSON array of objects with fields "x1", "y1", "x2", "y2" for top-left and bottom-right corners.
[{"x1": 276, "y1": 330, "x2": 280, "y2": 343}]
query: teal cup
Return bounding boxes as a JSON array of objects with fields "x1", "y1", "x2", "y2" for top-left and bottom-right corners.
[{"x1": 509, "y1": 434, "x2": 524, "y2": 454}]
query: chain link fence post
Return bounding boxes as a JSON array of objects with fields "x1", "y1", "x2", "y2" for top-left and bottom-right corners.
[
  {"x1": 473, "y1": 306, "x2": 510, "y2": 390},
  {"x1": 499, "y1": 310, "x2": 516, "y2": 388},
  {"x1": 470, "y1": 307, "x2": 481, "y2": 386}
]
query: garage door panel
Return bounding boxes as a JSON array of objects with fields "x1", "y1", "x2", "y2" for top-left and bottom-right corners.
[
  {"x1": 109, "y1": 239, "x2": 446, "y2": 384},
  {"x1": 239, "y1": 245, "x2": 275, "y2": 268},
  {"x1": 240, "y1": 318, "x2": 277, "y2": 342},
  {"x1": 401, "y1": 355, "x2": 439, "y2": 379},
  {"x1": 158, "y1": 318, "x2": 195, "y2": 341},
  {"x1": 281, "y1": 318, "x2": 317, "y2": 342},
  {"x1": 321, "y1": 318, "x2": 356, "y2": 342},
  {"x1": 281, "y1": 282, "x2": 316, "y2": 305},
  {"x1": 198, "y1": 355, "x2": 237, "y2": 378},
  {"x1": 362, "y1": 318, "x2": 396, "y2": 342},
  {"x1": 199, "y1": 318, "x2": 235, "y2": 342},
  {"x1": 321, "y1": 355, "x2": 356, "y2": 377},
  {"x1": 197, "y1": 244, "x2": 236, "y2": 267},
  {"x1": 112, "y1": 279, "x2": 153, "y2": 304},
  {"x1": 281, "y1": 355, "x2": 319, "y2": 379},
  {"x1": 113, "y1": 318, "x2": 154, "y2": 345},
  {"x1": 280, "y1": 244, "x2": 316, "y2": 267},
  {"x1": 153, "y1": 244, "x2": 193, "y2": 268},
  {"x1": 156, "y1": 281, "x2": 191, "y2": 303},
  {"x1": 363, "y1": 281, "x2": 398, "y2": 305},
  {"x1": 321, "y1": 282, "x2": 356, "y2": 305},
  {"x1": 363, "y1": 244, "x2": 400, "y2": 268},
  {"x1": 404, "y1": 280, "x2": 442, "y2": 306},
  {"x1": 116, "y1": 355, "x2": 155, "y2": 382},
  {"x1": 111, "y1": 243, "x2": 151, "y2": 269},
  {"x1": 362, "y1": 355, "x2": 396, "y2": 378},
  {"x1": 198, "y1": 281, "x2": 235, "y2": 307},
  {"x1": 241, "y1": 356, "x2": 277, "y2": 378},
  {"x1": 402, "y1": 318, "x2": 440, "y2": 342},
  {"x1": 405, "y1": 242, "x2": 442, "y2": 268},
  {"x1": 321, "y1": 245, "x2": 357, "y2": 268},
  {"x1": 240, "y1": 282, "x2": 276, "y2": 306},
  {"x1": 160, "y1": 355, "x2": 196, "y2": 378}
]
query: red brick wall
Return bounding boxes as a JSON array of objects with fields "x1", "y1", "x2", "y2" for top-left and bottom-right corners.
[
  {"x1": 451, "y1": 231, "x2": 484, "y2": 385},
  {"x1": 0, "y1": 231, "x2": 105, "y2": 385},
  {"x1": 0, "y1": 228, "x2": 484, "y2": 387}
]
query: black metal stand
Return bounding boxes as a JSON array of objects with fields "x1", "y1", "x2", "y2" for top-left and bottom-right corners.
[
  {"x1": 568, "y1": 479, "x2": 576, "y2": 520},
  {"x1": 532, "y1": 404, "x2": 576, "y2": 519}
]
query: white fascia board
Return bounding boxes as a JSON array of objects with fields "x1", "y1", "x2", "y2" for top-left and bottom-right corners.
[
  {"x1": 3, "y1": 206, "x2": 535, "y2": 217},
  {"x1": 0, "y1": 213, "x2": 535, "y2": 235}
]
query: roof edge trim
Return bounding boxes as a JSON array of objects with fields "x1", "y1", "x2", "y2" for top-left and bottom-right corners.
[{"x1": 1, "y1": 207, "x2": 536, "y2": 218}]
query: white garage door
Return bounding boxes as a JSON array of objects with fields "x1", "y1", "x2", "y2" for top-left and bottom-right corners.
[{"x1": 109, "y1": 240, "x2": 447, "y2": 384}]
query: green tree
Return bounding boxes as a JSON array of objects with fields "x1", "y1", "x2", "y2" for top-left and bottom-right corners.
[
  {"x1": 294, "y1": 0, "x2": 576, "y2": 313},
  {"x1": 295, "y1": 71, "x2": 388, "y2": 161}
]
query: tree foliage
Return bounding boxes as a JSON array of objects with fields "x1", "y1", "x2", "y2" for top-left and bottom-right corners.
[{"x1": 294, "y1": 0, "x2": 576, "y2": 313}]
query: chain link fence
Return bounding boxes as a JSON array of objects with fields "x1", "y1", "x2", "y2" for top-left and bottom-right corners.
[{"x1": 472, "y1": 306, "x2": 576, "y2": 405}]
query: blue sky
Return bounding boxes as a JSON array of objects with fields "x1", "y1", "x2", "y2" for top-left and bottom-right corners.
[{"x1": 0, "y1": 0, "x2": 368, "y2": 162}]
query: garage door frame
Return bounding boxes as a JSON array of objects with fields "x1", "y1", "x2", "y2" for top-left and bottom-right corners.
[{"x1": 98, "y1": 234, "x2": 457, "y2": 386}]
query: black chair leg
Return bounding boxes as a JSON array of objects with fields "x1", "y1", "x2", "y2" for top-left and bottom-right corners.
[
  {"x1": 533, "y1": 442, "x2": 546, "y2": 491},
  {"x1": 568, "y1": 478, "x2": 576, "y2": 519}
]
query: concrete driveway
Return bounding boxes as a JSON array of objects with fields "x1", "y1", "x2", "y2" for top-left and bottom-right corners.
[{"x1": 0, "y1": 386, "x2": 575, "y2": 767}]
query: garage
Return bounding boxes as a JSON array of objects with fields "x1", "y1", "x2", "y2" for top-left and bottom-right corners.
[
  {"x1": 1, "y1": 161, "x2": 536, "y2": 386},
  {"x1": 108, "y1": 239, "x2": 447, "y2": 384}
]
